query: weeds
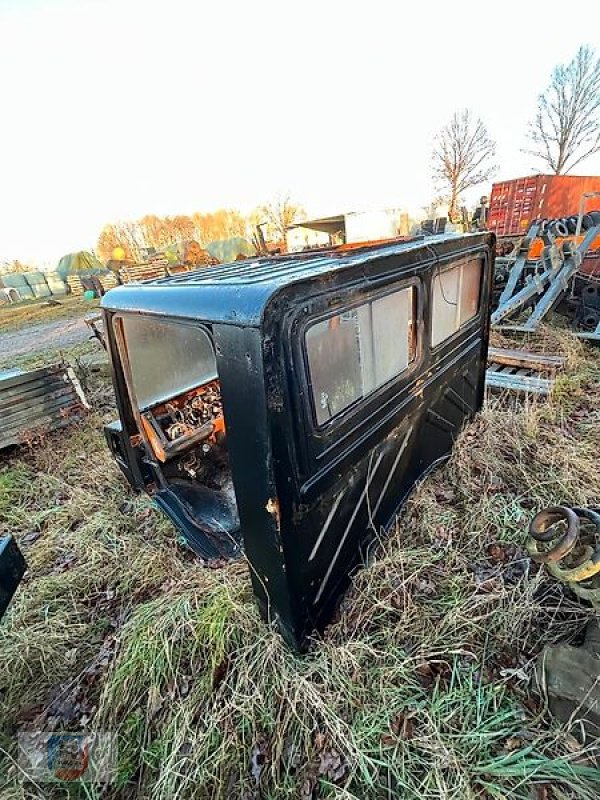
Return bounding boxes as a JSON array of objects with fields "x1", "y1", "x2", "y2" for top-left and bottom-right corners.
[{"x1": 0, "y1": 327, "x2": 599, "y2": 798}]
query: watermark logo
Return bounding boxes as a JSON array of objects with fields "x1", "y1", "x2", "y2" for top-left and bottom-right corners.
[{"x1": 18, "y1": 731, "x2": 117, "y2": 783}]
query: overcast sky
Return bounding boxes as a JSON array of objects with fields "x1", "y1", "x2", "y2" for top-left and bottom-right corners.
[{"x1": 1, "y1": 0, "x2": 600, "y2": 265}]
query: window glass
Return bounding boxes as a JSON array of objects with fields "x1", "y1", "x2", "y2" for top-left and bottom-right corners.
[
  {"x1": 305, "y1": 286, "x2": 416, "y2": 426},
  {"x1": 458, "y1": 260, "x2": 482, "y2": 325},
  {"x1": 431, "y1": 259, "x2": 482, "y2": 347},
  {"x1": 118, "y1": 316, "x2": 217, "y2": 410}
]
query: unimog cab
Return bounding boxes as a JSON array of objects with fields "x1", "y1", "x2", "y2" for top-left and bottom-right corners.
[{"x1": 102, "y1": 233, "x2": 494, "y2": 649}]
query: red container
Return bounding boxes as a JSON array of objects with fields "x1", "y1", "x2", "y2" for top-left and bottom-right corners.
[{"x1": 488, "y1": 174, "x2": 600, "y2": 236}]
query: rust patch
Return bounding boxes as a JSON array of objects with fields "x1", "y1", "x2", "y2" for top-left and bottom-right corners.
[{"x1": 266, "y1": 497, "x2": 281, "y2": 531}]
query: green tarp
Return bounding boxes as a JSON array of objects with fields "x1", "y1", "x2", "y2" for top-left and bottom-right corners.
[
  {"x1": 206, "y1": 237, "x2": 255, "y2": 263},
  {"x1": 56, "y1": 251, "x2": 105, "y2": 278}
]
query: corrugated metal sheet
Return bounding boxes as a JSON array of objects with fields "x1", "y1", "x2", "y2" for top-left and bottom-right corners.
[
  {"x1": 0, "y1": 364, "x2": 90, "y2": 450},
  {"x1": 489, "y1": 174, "x2": 600, "y2": 236}
]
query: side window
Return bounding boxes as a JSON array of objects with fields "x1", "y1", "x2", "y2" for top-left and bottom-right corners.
[
  {"x1": 305, "y1": 286, "x2": 417, "y2": 426},
  {"x1": 431, "y1": 259, "x2": 482, "y2": 347}
]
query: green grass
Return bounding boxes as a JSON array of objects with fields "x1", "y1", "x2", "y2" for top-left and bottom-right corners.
[{"x1": 0, "y1": 327, "x2": 599, "y2": 798}]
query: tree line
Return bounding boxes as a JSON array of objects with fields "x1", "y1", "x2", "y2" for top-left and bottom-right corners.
[
  {"x1": 432, "y1": 45, "x2": 600, "y2": 220},
  {"x1": 96, "y1": 195, "x2": 305, "y2": 263}
]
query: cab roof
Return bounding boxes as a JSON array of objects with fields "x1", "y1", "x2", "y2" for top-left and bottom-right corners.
[{"x1": 101, "y1": 233, "x2": 492, "y2": 327}]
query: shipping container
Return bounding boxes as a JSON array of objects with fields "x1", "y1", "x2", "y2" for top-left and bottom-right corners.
[{"x1": 488, "y1": 174, "x2": 600, "y2": 236}]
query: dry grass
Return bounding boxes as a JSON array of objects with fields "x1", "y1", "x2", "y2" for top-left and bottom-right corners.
[
  {"x1": 0, "y1": 325, "x2": 599, "y2": 799},
  {"x1": 0, "y1": 296, "x2": 99, "y2": 333}
]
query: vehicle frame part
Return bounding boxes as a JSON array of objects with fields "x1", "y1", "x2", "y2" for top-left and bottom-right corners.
[
  {"x1": 528, "y1": 506, "x2": 600, "y2": 609},
  {"x1": 491, "y1": 224, "x2": 600, "y2": 331}
]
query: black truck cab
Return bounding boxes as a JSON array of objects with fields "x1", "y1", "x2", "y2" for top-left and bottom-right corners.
[{"x1": 102, "y1": 233, "x2": 494, "y2": 649}]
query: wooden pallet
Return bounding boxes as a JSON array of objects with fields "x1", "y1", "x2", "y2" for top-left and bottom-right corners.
[
  {"x1": 485, "y1": 347, "x2": 566, "y2": 395},
  {"x1": 66, "y1": 272, "x2": 119, "y2": 297}
]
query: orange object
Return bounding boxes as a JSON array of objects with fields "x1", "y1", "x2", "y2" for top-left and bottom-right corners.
[
  {"x1": 527, "y1": 234, "x2": 600, "y2": 260},
  {"x1": 489, "y1": 174, "x2": 600, "y2": 237},
  {"x1": 141, "y1": 415, "x2": 167, "y2": 462}
]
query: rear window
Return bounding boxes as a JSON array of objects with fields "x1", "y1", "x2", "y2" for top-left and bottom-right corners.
[
  {"x1": 431, "y1": 259, "x2": 482, "y2": 347},
  {"x1": 117, "y1": 316, "x2": 217, "y2": 410},
  {"x1": 305, "y1": 286, "x2": 417, "y2": 426}
]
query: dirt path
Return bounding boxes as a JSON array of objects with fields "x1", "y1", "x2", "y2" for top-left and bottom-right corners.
[{"x1": 0, "y1": 315, "x2": 90, "y2": 359}]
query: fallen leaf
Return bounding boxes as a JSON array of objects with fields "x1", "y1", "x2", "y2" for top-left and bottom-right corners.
[
  {"x1": 300, "y1": 776, "x2": 316, "y2": 799},
  {"x1": 531, "y1": 784, "x2": 552, "y2": 800},
  {"x1": 487, "y1": 543, "x2": 507, "y2": 564},
  {"x1": 392, "y1": 711, "x2": 415, "y2": 740},
  {"x1": 54, "y1": 552, "x2": 77, "y2": 573},
  {"x1": 382, "y1": 711, "x2": 415, "y2": 745},
  {"x1": 413, "y1": 577, "x2": 437, "y2": 597},
  {"x1": 318, "y1": 747, "x2": 347, "y2": 782},
  {"x1": 503, "y1": 736, "x2": 522, "y2": 751},
  {"x1": 563, "y1": 733, "x2": 583, "y2": 753}
]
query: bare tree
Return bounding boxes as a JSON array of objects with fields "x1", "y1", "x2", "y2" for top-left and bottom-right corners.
[
  {"x1": 256, "y1": 193, "x2": 305, "y2": 242},
  {"x1": 525, "y1": 46, "x2": 600, "y2": 174},
  {"x1": 432, "y1": 110, "x2": 496, "y2": 221}
]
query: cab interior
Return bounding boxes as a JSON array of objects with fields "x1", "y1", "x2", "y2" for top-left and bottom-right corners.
[{"x1": 114, "y1": 314, "x2": 241, "y2": 559}]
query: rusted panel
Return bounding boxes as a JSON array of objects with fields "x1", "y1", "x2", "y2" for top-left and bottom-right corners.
[{"x1": 0, "y1": 364, "x2": 89, "y2": 450}]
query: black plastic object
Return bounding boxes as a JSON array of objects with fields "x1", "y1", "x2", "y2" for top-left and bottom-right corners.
[
  {"x1": 566, "y1": 216, "x2": 578, "y2": 234},
  {"x1": 0, "y1": 536, "x2": 26, "y2": 620},
  {"x1": 101, "y1": 234, "x2": 495, "y2": 649},
  {"x1": 554, "y1": 219, "x2": 570, "y2": 237}
]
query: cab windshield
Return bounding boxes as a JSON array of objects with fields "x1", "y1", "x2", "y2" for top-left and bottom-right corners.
[{"x1": 117, "y1": 316, "x2": 217, "y2": 410}]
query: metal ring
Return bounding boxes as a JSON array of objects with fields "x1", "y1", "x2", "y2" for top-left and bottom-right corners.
[
  {"x1": 547, "y1": 544, "x2": 600, "y2": 583},
  {"x1": 528, "y1": 506, "x2": 580, "y2": 562},
  {"x1": 573, "y1": 508, "x2": 600, "y2": 565}
]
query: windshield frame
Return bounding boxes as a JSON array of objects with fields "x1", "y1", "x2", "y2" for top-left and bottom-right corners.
[{"x1": 113, "y1": 313, "x2": 218, "y2": 414}]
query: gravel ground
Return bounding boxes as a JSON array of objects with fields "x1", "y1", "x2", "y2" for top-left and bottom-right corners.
[{"x1": 0, "y1": 315, "x2": 90, "y2": 360}]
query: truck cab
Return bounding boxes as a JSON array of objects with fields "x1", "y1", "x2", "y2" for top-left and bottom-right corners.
[{"x1": 102, "y1": 233, "x2": 494, "y2": 649}]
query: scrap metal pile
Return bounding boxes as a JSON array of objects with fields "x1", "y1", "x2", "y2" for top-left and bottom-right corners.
[
  {"x1": 161, "y1": 383, "x2": 223, "y2": 444},
  {"x1": 0, "y1": 363, "x2": 89, "y2": 451},
  {"x1": 527, "y1": 506, "x2": 600, "y2": 739},
  {"x1": 492, "y1": 212, "x2": 600, "y2": 340}
]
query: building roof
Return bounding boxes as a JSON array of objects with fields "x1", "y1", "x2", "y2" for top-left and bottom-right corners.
[
  {"x1": 287, "y1": 214, "x2": 346, "y2": 234},
  {"x1": 101, "y1": 233, "x2": 491, "y2": 328}
]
